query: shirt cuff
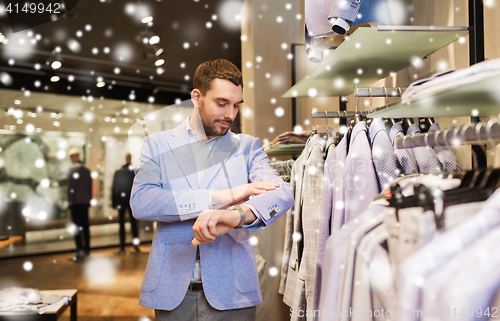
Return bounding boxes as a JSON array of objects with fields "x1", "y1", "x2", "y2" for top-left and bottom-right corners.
[
  {"x1": 208, "y1": 190, "x2": 214, "y2": 208},
  {"x1": 242, "y1": 204, "x2": 265, "y2": 231}
]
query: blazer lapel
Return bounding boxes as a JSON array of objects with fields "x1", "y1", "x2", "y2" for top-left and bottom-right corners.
[
  {"x1": 166, "y1": 119, "x2": 200, "y2": 191},
  {"x1": 200, "y1": 132, "x2": 240, "y2": 189}
]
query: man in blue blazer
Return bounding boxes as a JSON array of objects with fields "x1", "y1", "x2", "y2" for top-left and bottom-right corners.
[{"x1": 130, "y1": 59, "x2": 294, "y2": 320}]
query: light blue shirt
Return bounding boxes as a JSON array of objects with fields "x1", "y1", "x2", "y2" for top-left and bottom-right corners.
[{"x1": 186, "y1": 117, "x2": 263, "y2": 282}]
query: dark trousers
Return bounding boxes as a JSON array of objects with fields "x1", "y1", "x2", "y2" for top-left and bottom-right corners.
[
  {"x1": 155, "y1": 289, "x2": 256, "y2": 321},
  {"x1": 70, "y1": 204, "x2": 90, "y2": 256},
  {"x1": 118, "y1": 205, "x2": 139, "y2": 251}
]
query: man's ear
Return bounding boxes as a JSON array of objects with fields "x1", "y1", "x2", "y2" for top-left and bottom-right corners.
[{"x1": 191, "y1": 89, "x2": 201, "y2": 107}]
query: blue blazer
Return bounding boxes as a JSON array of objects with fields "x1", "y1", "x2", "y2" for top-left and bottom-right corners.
[{"x1": 130, "y1": 119, "x2": 294, "y2": 311}]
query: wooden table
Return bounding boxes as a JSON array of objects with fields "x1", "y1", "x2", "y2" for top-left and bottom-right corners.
[{"x1": 0, "y1": 289, "x2": 77, "y2": 321}]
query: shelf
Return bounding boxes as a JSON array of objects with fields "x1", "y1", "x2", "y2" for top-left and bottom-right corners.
[
  {"x1": 367, "y1": 73, "x2": 500, "y2": 118},
  {"x1": 265, "y1": 144, "x2": 305, "y2": 156},
  {"x1": 282, "y1": 26, "x2": 468, "y2": 98}
]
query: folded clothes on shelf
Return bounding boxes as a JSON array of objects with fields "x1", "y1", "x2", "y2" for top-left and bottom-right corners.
[{"x1": 401, "y1": 57, "x2": 500, "y2": 103}]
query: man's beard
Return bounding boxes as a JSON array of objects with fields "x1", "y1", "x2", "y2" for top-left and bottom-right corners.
[{"x1": 199, "y1": 101, "x2": 232, "y2": 137}]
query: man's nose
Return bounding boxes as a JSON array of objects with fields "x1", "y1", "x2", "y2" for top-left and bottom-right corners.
[{"x1": 223, "y1": 106, "x2": 236, "y2": 120}]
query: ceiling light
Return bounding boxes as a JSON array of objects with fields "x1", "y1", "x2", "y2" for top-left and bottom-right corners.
[
  {"x1": 155, "y1": 47, "x2": 164, "y2": 56},
  {"x1": 96, "y1": 81, "x2": 105, "y2": 88},
  {"x1": 50, "y1": 76, "x2": 60, "y2": 82},
  {"x1": 0, "y1": 33, "x2": 5, "y2": 43},
  {"x1": 149, "y1": 35, "x2": 160, "y2": 45},
  {"x1": 51, "y1": 61, "x2": 62, "y2": 69},
  {"x1": 155, "y1": 59, "x2": 165, "y2": 66},
  {"x1": 14, "y1": 100, "x2": 21, "y2": 105},
  {"x1": 141, "y1": 16, "x2": 153, "y2": 24}
]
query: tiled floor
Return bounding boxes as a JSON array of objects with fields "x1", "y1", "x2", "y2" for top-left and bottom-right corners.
[{"x1": 0, "y1": 245, "x2": 155, "y2": 321}]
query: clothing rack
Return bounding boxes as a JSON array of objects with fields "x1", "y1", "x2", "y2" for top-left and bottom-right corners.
[
  {"x1": 353, "y1": 87, "x2": 403, "y2": 98},
  {"x1": 394, "y1": 119, "x2": 500, "y2": 149},
  {"x1": 311, "y1": 111, "x2": 369, "y2": 118}
]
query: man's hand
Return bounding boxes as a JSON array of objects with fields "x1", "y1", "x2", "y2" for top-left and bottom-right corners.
[
  {"x1": 212, "y1": 181, "x2": 279, "y2": 206},
  {"x1": 191, "y1": 209, "x2": 241, "y2": 246}
]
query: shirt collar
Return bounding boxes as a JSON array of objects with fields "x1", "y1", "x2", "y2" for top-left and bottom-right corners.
[
  {"x1": 186, "y1": 115, "x2": 218, "y2": 143},
  {"x1": 368, "y1": 118, "x2": 386, "y2": 143}
]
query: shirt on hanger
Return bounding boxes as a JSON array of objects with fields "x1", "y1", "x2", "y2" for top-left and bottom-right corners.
[
  {"x1": 428, "y1": 122, "x2": 461, "y2": 172},
  {"x1": 369, "y1": 118, "x2": 403, "y2": 191},
  {"x1": 397, "y1": 188, "x2": 500, "y2": 321},
  {"x1": 351, "y1": 224, "x2": 397, "y2": 321},
  {"x1": 318, "y1": 204, "x2": 386, "y2": 321},
  {"x1": 313, "y1": 140, "x2": 337, "y2": 313},
  {"x1": 422, "y1": 226, "x2": 500, "y2": 321},
  {"x1": 390, "y1": 122, "x2": 419, "y2": 174},
  {"x1": 281, "y1": 134, "x2": 325, "y2": 321},
  {"x1": 406, "y1": 123, "x2": 442, "y2": 174},
  {"x1": 344, "y1": 121, "x2": 378, "y2": 224},
  {"x1": 424, "y1": 227, "x2": 500, "y2": 321}
]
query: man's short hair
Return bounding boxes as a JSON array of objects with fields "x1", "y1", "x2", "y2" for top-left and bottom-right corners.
[
  {"x1": 193, "y1": 59, "x2": 243, "y2": 96},
  {"x1": 68, "y1": 148, "x2": 80, "y2": 156}
]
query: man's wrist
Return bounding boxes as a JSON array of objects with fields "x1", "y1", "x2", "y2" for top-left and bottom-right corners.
[{"x1": 228, "y1": 205, "x2": 245, "y2": 228}]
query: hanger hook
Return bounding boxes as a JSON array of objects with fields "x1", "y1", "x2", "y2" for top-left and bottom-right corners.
[
  {"x1": 325, "y1": 111, "x2": 329, "y2": 134},
  {"x1": 354, "y1": 86, "x2": 359, "y2": 114},
  {"x1": 475, "y1": 121, "x2": 484, "y2": 145},
  {"x1": 397, "y1": 86, "x2": 402, "y2": 97},
  {"x1": 424, "y1": 132, "x2": 430, "y2": 148},
  {"x1": 382, "y1": 86, "x2": 388, "y2": 109},
  {"x1": 368, "y1": 87, "x2": 373, "y2": 112},
  {"x1": 486, "y1": 119, "x2": 497, "y2": 149}
]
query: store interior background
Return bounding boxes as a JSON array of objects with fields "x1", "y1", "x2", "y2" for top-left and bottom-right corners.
[{"x1": 1, "y1": 0, "x2": 500, "y2": 320}]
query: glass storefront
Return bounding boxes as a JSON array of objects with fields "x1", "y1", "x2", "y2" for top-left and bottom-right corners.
[{"x1": 0, "y1": 100, "x2": 193, "y2": 259}]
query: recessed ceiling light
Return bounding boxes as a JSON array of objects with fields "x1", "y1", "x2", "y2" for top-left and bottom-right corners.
[
  {"x1": 96, "y1": 81, "x2": 105, "y2": 88},
  {"x1": 50, "y1": 76, "x2": 60, "y2": 82},
  {"x1": 14, "y1": 100, "x2": 21, "y2": 105},
  {"x1": 155, "y1": 47, "x2": 163, "y2": 56},
  {"x1": 155, "y1": 59, "x2": 165, "y2": 66},
  {"x1": 149, "y1": 36, "x2": 160, "y2": 45},
  {"x1": 51, "y1": 61, "x2": 62, "y2": 70},
  {"x1": 141, "y1": 16, "x2": 153, "y2": 24}
]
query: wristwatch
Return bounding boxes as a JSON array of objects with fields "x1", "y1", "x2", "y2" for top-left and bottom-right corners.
[{"x1": 228, "y1": 205, "x2": 246, "y2": 229}]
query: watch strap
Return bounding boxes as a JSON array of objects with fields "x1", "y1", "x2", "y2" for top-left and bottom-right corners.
[{"x1": 229, "y1": 205, "x2": 245, "y2": 229}]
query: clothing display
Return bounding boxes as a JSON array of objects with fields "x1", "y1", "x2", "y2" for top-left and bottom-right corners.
[
  {"x1": 276, "y1": 115, "x2": 500, "y2": 321},
  {"x1": 280, "y1": 134, "x2": 325, "y2": 321},
  {"x1": 401, "y1": 57, "x2": 500, "y2": 104}
]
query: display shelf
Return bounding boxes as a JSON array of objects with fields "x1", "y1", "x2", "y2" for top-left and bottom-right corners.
[
  {"x1": 367, "y1": 73, "x2": 500, "y2": 118},
  {"x1": 265, "y1": 144, "x2": 305, "y2": 156},
  {"x1": 282, "y1": 26, "x2": 468, "y2": 98}
]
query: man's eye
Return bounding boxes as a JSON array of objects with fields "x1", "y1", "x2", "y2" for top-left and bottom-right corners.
[{"x1": 217, "y1": 103, "x2": 225, "y2": 107}]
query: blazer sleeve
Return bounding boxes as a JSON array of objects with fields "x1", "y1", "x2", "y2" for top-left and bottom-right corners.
[
  {"x1": 241, "y1": 137, "x2": 294, "y2": 230},
  {"x1": 130, "y1": 136, "x2": 213, "y2": 223}
]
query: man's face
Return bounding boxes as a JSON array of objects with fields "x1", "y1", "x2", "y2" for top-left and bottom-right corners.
[{"x1": 197, "y1": 78, "x2": 243, "y2": 137}]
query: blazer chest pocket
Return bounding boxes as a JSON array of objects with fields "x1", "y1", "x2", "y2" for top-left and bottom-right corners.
[
  {"x1": 231, "y1": 241, "x2": 260, "y2": 293},
  {"x1": 141, "y1": 240, "x2": 166, "y2": 292}
]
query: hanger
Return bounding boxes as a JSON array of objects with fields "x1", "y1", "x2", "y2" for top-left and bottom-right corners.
[
  {"x1": 402, "y1": 117, "x2": 415, "y2": 134},
  {"x1": 366, "y1": 87, "x2": 374, "y2": 128},
  {"x1": 350, "y1": 86, "x2": 364, "y2": 129}
]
